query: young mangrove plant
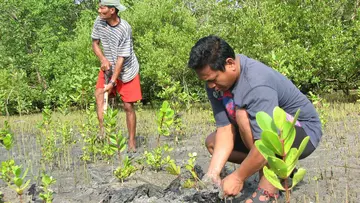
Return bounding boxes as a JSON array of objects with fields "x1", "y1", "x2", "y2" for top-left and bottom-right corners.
[
  {"x1": 166, "y1": 160, "x2": 181, "y2": 176},
  {"x1": 144, "y1": 144, "x2": 174, "y2": 171},
  {"x1": 156, "y1": 101, "x2": 174, "y2": 146},
  {"x1": 39, "y1": 173, "x2": 56, "y2": 203},
  {"x1": 183, "y1": 152, "x2": 202, "y2": 189},
  {"x1": 113, "y1": 156, "x2": 137, "y2": 183},
  {"x1": 103, "y1": 107, "x2": 118, "y2": 140},
  {"x1": 9, "y1": 165, "x2": 31, "y2": 203},
  {"x1": 0, "y1": 159, "x2": 15, "y2": 185},
  {"x1": 255, "y1": 106, "x2": 309, "y2": 203},
  {"x1": 80, "y1": 104, "x2": 101, "y2": 162},
  {"x1": 0, "y1": 121, "x2": 14, "y2": 152},
  {"x1": 109, "y1": 130, "x2": 127, "y2": 161}
]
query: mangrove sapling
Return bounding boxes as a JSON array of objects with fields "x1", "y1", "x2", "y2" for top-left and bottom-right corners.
[
  {"x1": 40, "y1": 130, "x2": 58, "y2": 169},
  {"x1": 0, "y1": 121, "x2": 14, "y2": 157},
  {"x1": 183, "y1": 152, "x2": 203, "y2": 189},
  {"x1": 9, "y1": 165, "x2": 31, "y2": 203},
  {"x1": 255, "y1": 107, "x2": 309, "y2": 203},
  {"x1": 108, "y1": 130, "x2": 127, "y2": 162},
  {"x1": 166, "y1": 160, "x2": 181, "y2": 176},
  {"x1": 79, "y1": 104, "x2": 102, "y2": 162},
  {"x1": 144, "y1": 144, "x2": 174, "y2": 171},
  {"x1": 39, "y1": 174, "x2": 56, "y2": 203},
  {"x1": 103, "y1": 108, "x2": 118, "y2": 140},
  {"x1": 113, "y1": 156, "x2": 137, "y2": 183},
  {"x1": 0, "y1": 159, "x2": 15, "y2": 184},
  {"x1": 58, "y1": 121, "x2": 75, "y2": 170},
  {"x1": 156, "y1": 101, "x2": 174, "y2": 147}
]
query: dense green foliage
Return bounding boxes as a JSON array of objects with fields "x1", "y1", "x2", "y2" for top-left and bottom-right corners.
[{"x1": 0, "y1": 0, "x2": 359, "y2": 115}]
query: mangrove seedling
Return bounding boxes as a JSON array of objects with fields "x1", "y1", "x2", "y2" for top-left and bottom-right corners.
[
  {"x1": 39, "y1": 174, "x2": 56, "y2": 203},
  {"x1": 0, "y1": 121, "x2": 14, "y2": 151},
  {"x1": 166, "y1": 160, "x2": 181, "y2": 176},
  {"x1": 103, "y1": 108, "x2": 118, "y2": 140},
  {"x1": 183, "y1": 152, "x2": 202, "y2": 189},
  {"x1": 0, "y1": 159, "x2": 15, "y2": 184},
  {"x1": 114, "y1": 156, "x2": 137, "y2": 183},
  {"x1": 37, "y1": 106, "x2": 52, "y2": 130},
  {"x1": 109, "y1": 130, "x2": 127, "y2": 161},
  {"x1": 144, "y1": 144, "x2": 174, "y2": 171},
  {"x1": 80, "y1": 104, "x2": 101, "y2": 162},
  {"x1": 9, "y1": 165, "x2": 31, "y2": 203},
  {"x1": 156, "y1": 101, "x2": 174, "y2": 146},
  {"x1": 255, "y1": 106, "x2": 309, "y2": 203}
]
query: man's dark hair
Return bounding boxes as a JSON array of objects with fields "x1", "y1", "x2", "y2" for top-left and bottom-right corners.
[
  {"x1": 108, "y1": 6, "x2": 119, "y2": 14},
  {"x1": 188, "y1": 35, "x2": 235, "y2": 72}
]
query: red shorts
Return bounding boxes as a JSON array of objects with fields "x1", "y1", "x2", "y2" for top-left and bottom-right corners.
[{"x1": 96, "y1": 71, "x2": 142, "y2": 103}]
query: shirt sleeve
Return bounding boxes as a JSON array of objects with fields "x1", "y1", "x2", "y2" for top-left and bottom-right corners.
[
  {"x1": 207, "y1": 87, "x2": 231, "y2": 127},
  {"x1": 235, "y1": 86, "x2": 279, "y2": 140},
  {"x1": 91, "y1": 17, "x2": 101, "y2": 40},
  {"x1": 117, "y1": 27, "x2": 132, "y2": 57}
]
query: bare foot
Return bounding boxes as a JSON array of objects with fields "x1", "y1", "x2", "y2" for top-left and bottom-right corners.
[{"x1": 128, "y1": 139, "x2": 136, "y2": 152}]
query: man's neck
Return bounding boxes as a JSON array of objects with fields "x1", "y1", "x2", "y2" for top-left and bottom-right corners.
[
  {"x1": 106, "y1": 15, "x2": 120, "y2": 26},
  {"x1": 235, "y1": 55, "x2": 241, "y2": 81}
]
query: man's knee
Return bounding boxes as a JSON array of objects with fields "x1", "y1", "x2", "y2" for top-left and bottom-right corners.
[
  {"x1": 123, "y1": 102, "x2": 134, "y2": 113},
  {"x1": 205, "y1": 132, "x2": 216, "y2": 153},
  {"x1": 95, "y1": 89, "x2": 103, "y2": 100}
]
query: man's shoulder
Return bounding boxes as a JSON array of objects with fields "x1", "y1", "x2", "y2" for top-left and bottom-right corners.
[
  {"x1": 119, "y1": 18, "x2": 132, "y2": 28},
  {"x1": 94, "y1": 16, "x2": 107, "y2": 27}
]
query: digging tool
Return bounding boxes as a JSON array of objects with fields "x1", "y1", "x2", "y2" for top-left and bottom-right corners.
[{"x1": 103, "y1": 69, "x2": 112, "y2": 113}]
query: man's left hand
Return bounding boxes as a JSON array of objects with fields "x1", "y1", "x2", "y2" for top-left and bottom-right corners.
[
  {"x1": 221, "y1": 172, "x2": 244, "y2": 198},
  {"x1": 104, "y1": 83, "x2": 114, "y2": 93}
]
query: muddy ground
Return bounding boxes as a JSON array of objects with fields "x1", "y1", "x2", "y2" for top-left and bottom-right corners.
[{"x1": 0, "y1": 104, "x2": 359, "y2": 203}]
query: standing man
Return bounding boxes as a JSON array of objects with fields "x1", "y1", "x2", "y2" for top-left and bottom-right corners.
[
  {"x1": 187, "y1": 35, "x2": 322, "y2": 202},
  {"x1": 92, "y1": 0, "x2": 141, "y2": 152}
]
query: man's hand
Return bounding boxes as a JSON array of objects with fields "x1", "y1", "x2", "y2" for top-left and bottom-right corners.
[
  {"x1": 100, "y1": 58, "x2": 111, "y2": 71},
  {"x1": 201, "y1": 172, "x2": 222, "y2": 188},
  {"x1": 104, "y1": 83, "x2": 114, "y2": 93},
  {"x1": 221, "y1": 172, "x2": 244, "y2": 198}
]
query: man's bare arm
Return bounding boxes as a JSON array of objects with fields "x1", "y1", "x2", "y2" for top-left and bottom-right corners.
[
  {"x1": 92, "y1": 39, "x2": 110, "y2": 71},
  {"x1": 234, "y1": 108, "x2": 266, "y2": 181},
  {"x1": 207, "y1": 124, "x2": 235, "y2": 176},
  {"x1": 110, "y1": 56, "x2": 124, "y2": 82}
]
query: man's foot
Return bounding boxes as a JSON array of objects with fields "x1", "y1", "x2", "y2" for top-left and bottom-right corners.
[
  {"x1": 128, "y1": 139, "x2": 136, "y2": 152},
  {"x1": 245, "y1": 187, "x2": 280, "y2": 203}
]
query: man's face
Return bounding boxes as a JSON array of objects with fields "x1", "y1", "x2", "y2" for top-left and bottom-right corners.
[
  {"x1": 98, "y1": 5, "x2": 114, "y2": 19},
  {"x1": 196, "y1": 58, "x2": 237, "y2": 92}
]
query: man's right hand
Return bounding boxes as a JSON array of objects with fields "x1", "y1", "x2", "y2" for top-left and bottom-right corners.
[
  {"x1": 100, "y1": 58, "x2": 111, "y2": 71},
  {"x1": 201, "y1": 172, "x2": 222, "y2": 189}
]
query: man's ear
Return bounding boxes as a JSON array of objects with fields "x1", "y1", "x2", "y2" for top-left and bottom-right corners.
[
  {"x1": 226, "y1": 58, "x2": 236, "y2": 71},
  {"x1": 110, "y1": 7, "x2": 116, "y2": 14}
]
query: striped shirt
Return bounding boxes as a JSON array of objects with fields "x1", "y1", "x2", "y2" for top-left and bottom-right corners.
[{"x1": 91, "y1": 16, "x2": 139, "y2": 83}]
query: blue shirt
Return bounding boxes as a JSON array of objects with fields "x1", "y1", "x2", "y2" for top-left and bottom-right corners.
[{"x1": 207, "y1": 54, "x2": 322, "y2": 148}]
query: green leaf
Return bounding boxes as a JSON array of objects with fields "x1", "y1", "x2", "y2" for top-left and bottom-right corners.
[
  {"x1": 296, "y1": 136, "x2": 310, "y2": 160},
  {"x1": 291, "y1": 109, "x2": 301, "y2": 127},
  {"x1": 267, "y1": 157, "x2": 287, "y2": 179},
  {"x1": 261, "y1": 130, "x2": 283, "y2": 156},
  {"x1": 255, "y1": 140, "x2": 275, "y2": 160},
  {"x1": 22, "y1": 179, "x2": 31, "y2": 190},
  {"x1": 14, "y1": 177, "x2": 23, "y2": 187},
  {"x1": 285, "y1": 148, "x2": 298, "y2": 166},
  {"x1": 290, "y1": 168, "x2": 306, "y2": 189},
  {"x1": 3, "y1": 134, "x2": 13, "y2": 150},
  {"x1": 263, "y1": 166, "x2": 284, "y2": 190},
  {"x1": 256, "y1": 112, "x2": 277, "y2": 133},
  {"x1": 273, "y1": 106, "x2": 287, "y2": 130},
  {"x1": 283, "y1": 122, "x2": 296, "y2": 154}
]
